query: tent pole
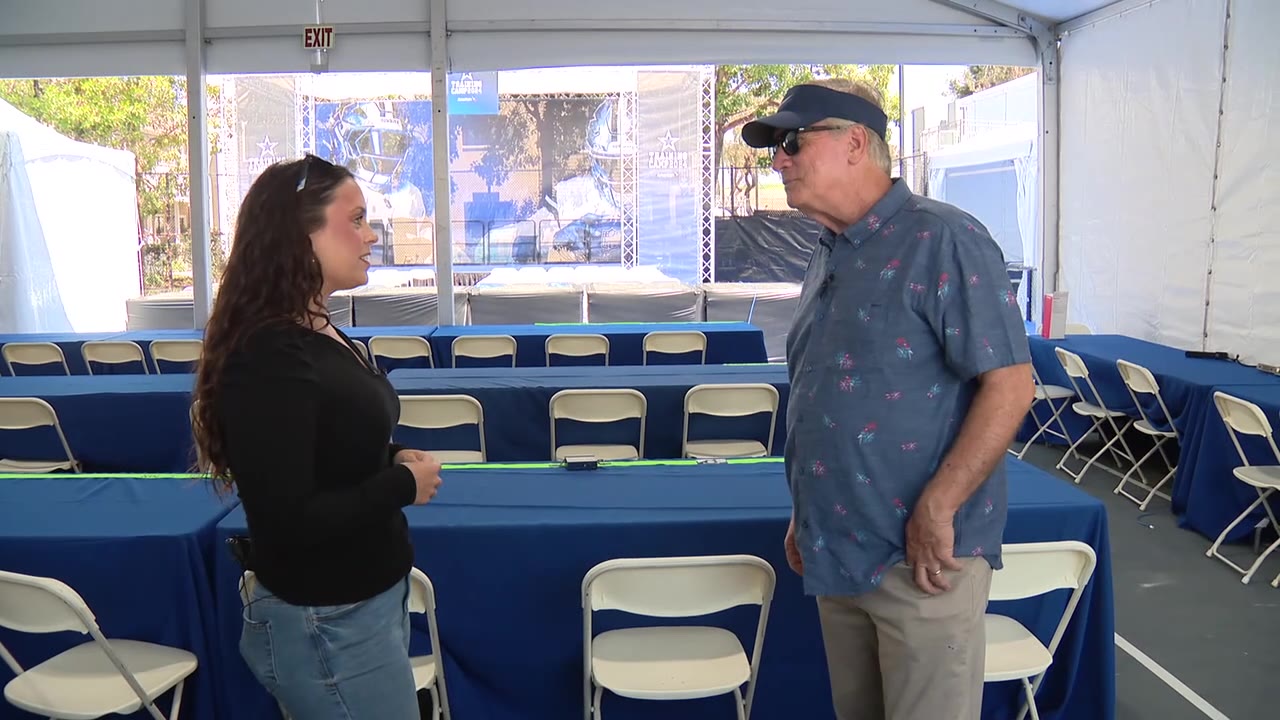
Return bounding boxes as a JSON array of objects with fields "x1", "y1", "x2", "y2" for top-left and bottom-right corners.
[
  {"x1": 185, "y1": 0, "x2": 212, "y2": 328},
  {"x1": 430, "y1": 0, "x2": 455, "y2": 325}
]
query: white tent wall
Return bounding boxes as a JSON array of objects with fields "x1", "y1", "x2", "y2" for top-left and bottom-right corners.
[
  {"x1": 1057, "y1": 0, "x2": 1225, "y2": 348},
  {"x1": 0, "y1": 135, "x2": 69, "y2": 332},
  {"x1": 1203, "y1": 0, "x2": 1280, "y2": 364}
]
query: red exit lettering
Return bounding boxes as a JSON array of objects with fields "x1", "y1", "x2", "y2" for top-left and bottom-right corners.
[{"x1": 303, "y1": 26, "x2": 334, "y2": 50}]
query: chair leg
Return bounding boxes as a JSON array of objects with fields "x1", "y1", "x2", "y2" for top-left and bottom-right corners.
[
  {"x1": 592, "y1": 685, "x2": 606, "y2": 720},
  {"x1": 1067, "y1": 420, "x2": 1126, "y2": 484},
  {"x1": 1114, "y1": 438, "x2": 1174, "y2": 509},
  {"x1": 1207, "y1": 488, "x2": 1277, "y2": 578},
  {"x1": 429, "y1": 686, "x2": 441, "y2": 719},
  {"x1": 166, "y1": 679, "x2": 185, "y2": 720},
  {"x1": 734, "y1": 687, "x2": 746, "y2": 720},
  {"x1": 1020, "y1": 678, "x2": 1041, "y2": 720},
  {"x1": 1056, "y1": 417, "x2": 1103, "y2": 478},
  {"x1": 1013, "y1": 399, "x2": 1052, "y2": 458},
  {"x1": 1271, "y1": 570, "x2": 1279, "y2": 588}
]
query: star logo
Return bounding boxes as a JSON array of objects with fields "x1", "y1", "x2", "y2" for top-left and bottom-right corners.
[
  {"x1": 256, "y1": 135, "x2": 278, "y2": 158},
  {"x1": 659, "y1": 130, "x2": 678, "y2": 151}
]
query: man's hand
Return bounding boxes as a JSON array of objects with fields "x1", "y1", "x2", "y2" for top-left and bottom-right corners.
[
  {"x1": 784, "y1": 515, "x2": 804, "y2": 576},
  {"x1": 905, "y1": 501, "x2": 963, "y2": 594},
  {"x1": 394, "y1": 448, "x2": 434, "y2": 465}
]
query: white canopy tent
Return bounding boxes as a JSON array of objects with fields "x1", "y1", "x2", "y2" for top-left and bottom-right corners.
[
  {"x1": 1, "y1": 0, "x2": 1276, "y2": 361},
  {"x1": 0, "y1": 97, "x2": 141, "y2": 333}
]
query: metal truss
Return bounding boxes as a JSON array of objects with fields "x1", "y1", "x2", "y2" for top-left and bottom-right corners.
[
  {"x1": 618, "y1": 90, "x2": 640, "y2": 269},
  {"x1": 698, "y1": 67, "x2": 716, "y2": 283}
]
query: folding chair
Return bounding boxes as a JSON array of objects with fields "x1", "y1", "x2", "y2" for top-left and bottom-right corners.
[
  {"x1": 0, "y1": 397, "x2": 80, "y2": 472},
  {"x1": 550, "y1": 389, "x2": 646, "y2": 461},
  {"x1": 1113, "y1": 359, "x2": 1179, "y2": 509},
  {"x1": 642, "y1": 330, "x2": 706, "y2": 365},
  {"x1": 0, "y1": 570, "x2": 197, "y2": 720},
  {"x1": 682, "y1": 383, "x2": 779, "y2": 459},
  {"x1": 370, "y1": 336, "x2": 434, "y2": 369},
  {"x1": 1, "y1": 341, "x2": 69, "y2": 375},
  {"x1": 398, "y1": 395, "x2": 487, "y2": 462},
  {"x1": 546, "y1": 334, "x2": 610, "y2": 366},
  {"x1": 984, "y1": 541, "x2": 1097, "y2": 720},
  {"x1": 582, "y1": 555, "x2": 775, "y2": 720},
  {"x1": 149, "y1": 339, "x2": 203, "y2": 373},
  {"x1": 1010, "y1": 364, "x2": 1075, "y2": 459},
  {"x1": 408, "y1": 568, "x2": 452, "y2": 720},
  {"x1": 1206, "y1": 392, "x2": 1280, "y2": 584},
  {"x1": 452, "y1": 335, "x2": 517, "y2": 367},
  {"x1": 82, "y1": 341, "x2": 149, "y2": 375},
  {"x1": 1052, "y1": 348, "x2": 1143, "y2": 484}
]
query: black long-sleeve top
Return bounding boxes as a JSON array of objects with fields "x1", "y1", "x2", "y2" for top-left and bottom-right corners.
[{"x1": 217, "y1": 320, "x2": 416, "y2": 606}]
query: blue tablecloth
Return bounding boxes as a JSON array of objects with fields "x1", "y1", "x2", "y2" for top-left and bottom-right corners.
[
  {"x1": 1178, "y1": 383, "x2": 1280, "y2": 542},
  {"x1": 0, "y1": 374, "x2": 196, "y2": 472},
  {"x1": 212, "y1": 457, "x2": 1113, "y2": 720},
  {"x1": 0, "y1": 475, "x2": 237, "y2": 720},
  {"x1": 0, "y1": 326, "x2": 437, "y2": 376},
  {"x1": 430, "y1": 322, "x2": 767, "y2": 368},
  {"x1": 389, "y1": 364, "x2": 789, "y2": 460}
]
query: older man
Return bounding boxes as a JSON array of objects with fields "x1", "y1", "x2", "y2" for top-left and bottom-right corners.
[{"x1": 742, "y1": 78, "x2": 1034, "y2": 720}]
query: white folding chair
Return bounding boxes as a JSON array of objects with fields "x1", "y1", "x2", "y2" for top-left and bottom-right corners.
[
  {"x1": 1052, "y1": 348, "x2": 1143, "y2": 484},
  {"x1": 1206, "y1": 392, "x2": 1280, "y2": 584},
  {"x1": 0, "y1": 570, "x2": 197, "y2": 720},
  {"x1": 452, "y1": 335, "x2": 517, "y2": 367},
  {"x1": 370, "y1": 336, "x2": 435, "y2": 369},
  {"x1": 408, "y1": 568, "x2": 452, "y2": 720},
  {"x1": 550, "y1": 389, "x2": 646, "y2": 461},
  {"x1": 82, "y1": 341, "x2": 149, "y2": 375},
  {"x1": 1065, "y1": 323, "x2": 1092, "y2": 335},
  {"x1": 642, "y1": 330, "x2": 706, "y2": 365},
  {"x1": 1010, "y1": 364, "x2": 1076, "y2": 459},
  {"x1": 148, "y1": 339, "x2": 203, "y2": 373},
  {"x1": 582, "y1": 555, "x2": 775, "y2": 720},
  {"x1": 984, "y1": 541, "x2": 1097, "y2": 720},
  {"x1": 682, "y1": 384, "x2": 779, "y2": 459},
  {"x1": 398, "y1": 395, "x2": 487, "y2": 462},
  {"x1": 1, "y1": 342, "x2": 69, "y2": 375},
  {"x1": 546, "y1": 334, "x2": 610, "y2": 366},
  {"x1": 0, "y1": 397, "x2": 80, "y2": 473},
  {"x1": 1113, "y1": 359, "x2": 1179, "y2": 509}
]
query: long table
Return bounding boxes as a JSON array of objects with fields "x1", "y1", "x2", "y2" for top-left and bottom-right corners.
[
  {"x1": 390, "y1": 364, "x2": 789, "y2": 460},
  {"x1": 430, "y1": 321, "x2": 767, "y2": 368},
  {"x1": 213, "y1": 457, "x2": 1114, "y2": 720},
  {"x1": 1026, "y1": 334, "x2": 1280, "y2": 541},
  {"x1": 0, "y1": 474, "x2": 237, "y2": 720}
]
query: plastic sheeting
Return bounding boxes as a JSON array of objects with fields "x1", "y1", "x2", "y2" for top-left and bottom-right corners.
[
  {"x1": 467, "y1": 285, "x2": 586, "y2": 324},
  {"x1": 1058, "y1": 0, "x2": 1225, "y2": 350},
  {"x1": 584, "y1": 283, "x2": 701, "y2": 322},
  {"x1": 1203, "y1": 0, "x2": 1280, "y2": 364},
  {"x1": 702, "y1": 282, "x2": 800, "y2": 362},
  {"x1": 0, "y1": 98, "x2": 139, "y2": 333},
  {"x1": 713, "y1": 213, "x2": 819, "y2": 283},
  {"x1": 124, "y1": 291, "x2": 353, "y2": 329},
  {"x1": 349, "y1": 286, "x2": 468, "y2": 326}
]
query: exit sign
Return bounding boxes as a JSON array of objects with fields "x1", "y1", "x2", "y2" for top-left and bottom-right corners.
[{"x1": 303, "y1": 26, "x2": 334, "y2": 50}]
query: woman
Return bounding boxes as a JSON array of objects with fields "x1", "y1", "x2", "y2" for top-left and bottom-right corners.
[{"x1": 191, "y1": 154, "x2": 442, "y2": 718}]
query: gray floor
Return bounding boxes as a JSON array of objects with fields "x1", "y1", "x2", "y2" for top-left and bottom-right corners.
[{"x1": 1016, "y1": 442, "x2": 1280, "y2": 720}]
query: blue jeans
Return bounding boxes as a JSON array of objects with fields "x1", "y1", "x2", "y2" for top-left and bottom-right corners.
[{"x1": 240, "y1": 575, "x2": 419, "y2": 719}]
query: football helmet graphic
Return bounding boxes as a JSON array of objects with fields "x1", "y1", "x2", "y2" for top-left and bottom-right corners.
[
  {"x1": 584, "y1": 97, "x2": 631, "y2": 212},
  {"x1": 332, "y1": 101, "x2": 410, "y2": 193}
]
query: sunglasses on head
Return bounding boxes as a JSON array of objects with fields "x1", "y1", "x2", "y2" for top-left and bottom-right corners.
[
  {"x1": 295, "y1": 154, "x2": 335, "y2": 192},
  {"x1": 772, "y1": 125, "x2": 849, "y2": 156}
]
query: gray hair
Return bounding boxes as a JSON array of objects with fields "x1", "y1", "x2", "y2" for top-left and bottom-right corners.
[{"x1": 807, "y1": 77, "x2": 892, "y2": 175}]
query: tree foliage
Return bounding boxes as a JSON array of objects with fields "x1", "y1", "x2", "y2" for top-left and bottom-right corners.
[
  {"x1": 947, "y1": 65, "x2": 1035, "y2": 98},
  {"x1": 715, "y1": 64, "x2": 899, "y2": 169}
]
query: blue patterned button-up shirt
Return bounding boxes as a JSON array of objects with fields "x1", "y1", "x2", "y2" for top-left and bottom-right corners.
[{"x1": 785, "y1": 178, "x2": 1031, "y2": 597}]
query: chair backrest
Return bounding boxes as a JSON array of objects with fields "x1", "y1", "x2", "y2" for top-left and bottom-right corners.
[
  {"x1": 0, "y1": 570, "x2": 95, "y2": 635},
  {"x1": 545, "y1": 334, "x2": 609, "y2": 365},
  {"x1": 0, "y1": 397, "x2": 59, "y2": 431},
  {"x1": 642, "y1": 330, "x2": 707, "y2": 364},
  {"x1": 1213, "y1": 391, "x2": 1280, "y2": 466},
  {"x1": 988, "y1": 541, "x2": 1096, "y2": 659},
  {"x1": 400, "y1": 394, "x2": 484, "y2": 430},
  {"x1": 1, "y1": 342, "x2": 69, "y2": 375},
  {"x1": 1116, "y1": 359, "x2": 1176, "y2": 436},
  {"x1": 583, "y1": 554, "x2": 775, "y2": 617},
  {"x1": 408, "y1": 567, "x2": 436, "y2": 614},
  {"x1": 1054, "y1": 346, "x2": 1109, "y2": 409},
  {"x1": 452, "y1": 335, "x2": 517, "y2": 366},
  {"x1": 550, "y1": 389, "x2": 646, "y2": 458},
  {"x1": 82, "y1": 340, "x2": 148, "y2": 374},
  {"x1": 370, "y1": 336, "x2": 434, "y2": 366},
  {"x1": 1065, "y1": 323, "x2": 1092, "y2": 335},
  {"x1": 685, "y1": 383, "x2": 779, "y2": 418},
  {"x1": 149, "y1": 339, "x2": 203, "y2": 368}
]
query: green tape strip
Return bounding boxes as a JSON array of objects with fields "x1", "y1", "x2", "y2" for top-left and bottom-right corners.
[
  {"x1": 532, "y1": 321, "x2": 741, "y2": 327},
  {"x1": 0, "y1": 457, "x2": 784, "y2": 479}
]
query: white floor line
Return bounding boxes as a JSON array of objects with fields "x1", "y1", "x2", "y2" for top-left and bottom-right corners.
[{"x1": 1115, "y1": 633, "x2": 1230, "y2": 720}]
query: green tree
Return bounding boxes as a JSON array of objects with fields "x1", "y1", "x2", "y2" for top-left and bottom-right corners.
[
  {"x1": 715, "y1": 64, "x2": 899, "y2": 169},
  {"x1": 947, "y1": 65, "x2": 1035, "y2": 98}
]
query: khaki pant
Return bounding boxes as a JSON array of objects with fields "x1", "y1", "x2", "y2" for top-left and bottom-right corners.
[{"x1": 816, "y1": 558, "x2": 992, "y2": 720}]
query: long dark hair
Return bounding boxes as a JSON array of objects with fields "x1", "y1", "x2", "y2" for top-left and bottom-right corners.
[{"x1": 192, "y1": 154, "x2": 353, "y2": 490}]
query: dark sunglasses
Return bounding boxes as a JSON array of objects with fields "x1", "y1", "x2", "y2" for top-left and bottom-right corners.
[
  {"x1": 773, "y1": 125, "x2": 848, "y2": 156},
  {"x1": 295, "y1": 154, "x2": 333, "y2": 192}
]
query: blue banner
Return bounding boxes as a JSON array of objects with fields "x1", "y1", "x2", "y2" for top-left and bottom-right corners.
[
  {"x1": 636, "y1": 70, "x2": 701, "y2": 282},
  {"x1": 448, "y1": 72, "x2": 499, "y2": 115}
]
